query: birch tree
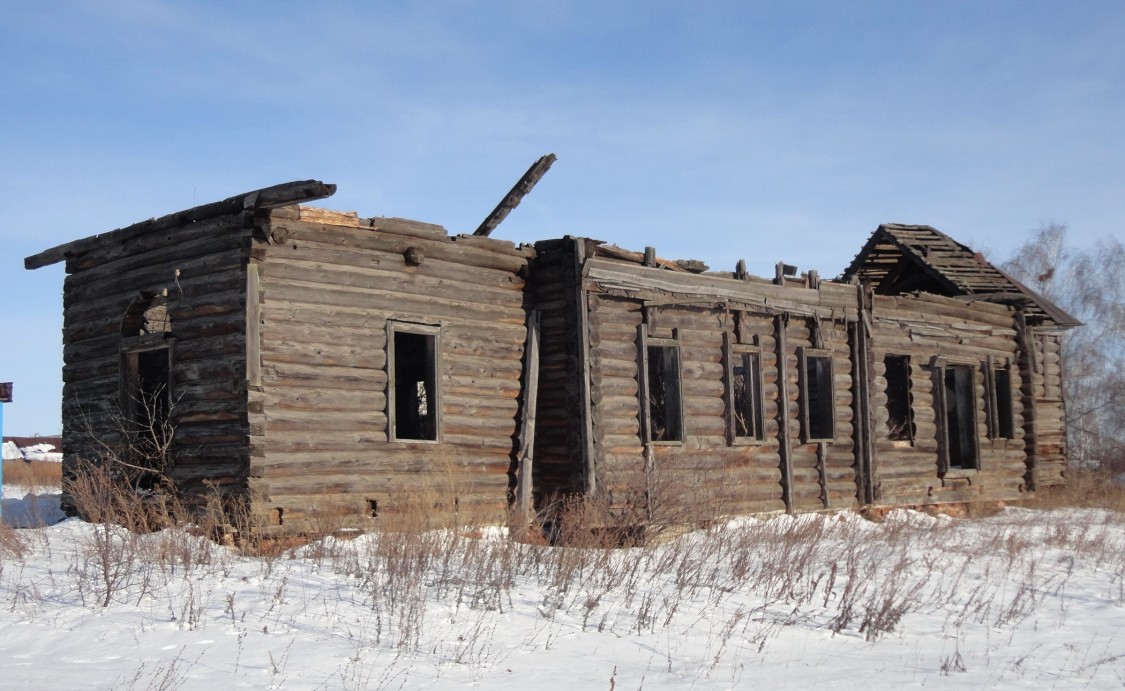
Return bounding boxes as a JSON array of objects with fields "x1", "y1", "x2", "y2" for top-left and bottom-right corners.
[{"x1": 1003, "y1": 224, "x2": 1125, "y2": 473}]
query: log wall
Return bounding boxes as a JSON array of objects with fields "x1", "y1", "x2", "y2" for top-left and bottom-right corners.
[
  {"x1": 45, "y1": 192, "x2": 1074, "y2": 533},
  {"x1": 59, "y1": 213, "x2": 254, "y2": 503},
  {"x1": 250, "y1": 207, "x2": 534, "y2": 532},
  {"x1": 868, "y1": 293, "x2": 1028, "y2": 506},
  {"x1": 576, "y1": 255, "x2": 862, "y2": 522}
]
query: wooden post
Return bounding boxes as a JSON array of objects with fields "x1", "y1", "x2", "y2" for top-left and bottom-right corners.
[
  {"x1": 774, "y1": 315, "x2": 794, "y2": 511},
  {"x1": 574, "y1": 240, "x2": 597, "y2": 496},
  {"x1": 850, "y1": 283, "x2": 876, "y2": 504},
  {"x1": 515, "y1": 310, "x2": 541, "y2": 527},
  {"x1": 245, "y1": 264, "x2": 262, "y2": 389}
]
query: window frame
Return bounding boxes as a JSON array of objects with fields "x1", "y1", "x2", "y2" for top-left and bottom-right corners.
[
  {"x1": 798, "y1": 347, "x2": 836, "y2": 443},
  {"x1": 985, "y1": 356, "x2": 1016, "y2": 441},
  {"x1": 932, "y1": 356, "x2": 982, "y2": 473},
  {"x1": 883, "y1": 354, "x2": 916, "y2": 444},
  {"x1": 119, "y1": 334, "x2": 174, "y2": 438},
  {"x1": 637, "y1": 325, "x2": 684, "y2": 445},
  {"x1": 386, "y1": 320, "x2": 442, "y2": 443},
  {"x1": 724, "y1": 332, "x2": 765, "y2": 444}
]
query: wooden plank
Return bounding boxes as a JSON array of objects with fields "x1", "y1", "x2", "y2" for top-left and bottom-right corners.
[
  {"x1": 245, "y1": 262, "x2": 261, "y2": 389},
  {"x1": 515, "y1": 310, "x2": 540, "y2": 525}
]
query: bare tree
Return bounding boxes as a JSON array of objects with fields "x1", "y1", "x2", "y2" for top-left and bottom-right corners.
[{"x1": 1002, "y1": 224, "x2": 1125, "y2": 473}]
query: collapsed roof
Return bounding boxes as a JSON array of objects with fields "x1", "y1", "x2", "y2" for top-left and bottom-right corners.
[{"x1": 842, "y1": 223, "x2": 1080, "y2": 328}]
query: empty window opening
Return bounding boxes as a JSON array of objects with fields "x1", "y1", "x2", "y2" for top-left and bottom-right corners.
[
  {"x1": 645, "y1": 344, "x2": 683, "y2": 442},
  {"x1": 942, "y1": 364, "x2": 979, "y2": 470},
  {"x1": 988, "y1": 364, "x2": 1015, "y2": 440},
  {"x1": 121, "y1": 345, "x2": 172, "y2": 485},
  {"x1": 884, "y1": 355, "x2": 915, "y2": 442},
  {"x1": 391, "y1": 329, "x2": 438, "y2": 441},
  {"x1": 732, "y1": 350, "x2": 764, "y2": 441},
  {"x1": 800, "y1": 350, "x2": 835, "y2": 442},
  {"x1": 120, "y1": 293, "x2": 174, "y2": 490},
  {"x1": 134, "y1": 347, "x2": 171, "y2": 427}
]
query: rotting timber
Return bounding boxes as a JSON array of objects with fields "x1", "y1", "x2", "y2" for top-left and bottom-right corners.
[{"x1": 28, "y1": 181, "x2": 1079, "y2": 536}]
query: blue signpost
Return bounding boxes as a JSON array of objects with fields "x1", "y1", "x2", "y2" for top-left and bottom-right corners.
[{"x1": 0, "y1": 382, "x2": 11, "y2": 521}]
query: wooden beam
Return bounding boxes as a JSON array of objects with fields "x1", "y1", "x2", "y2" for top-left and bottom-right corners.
[
  {"x1": 473, "y1": 154, "x2": 556, "y2": 237},
  {"x1": 574, "y1": 239, "x2": 598, "y2": 496},
  {"x1": 515, "y1": 309, "x2": 541, "y2": 526},
  {"x1": 25, "y1": 180, "x2": 337, "y2": 270},
  {"x1": 774, "y1": 313, "x2": 794, "y2": 512}
]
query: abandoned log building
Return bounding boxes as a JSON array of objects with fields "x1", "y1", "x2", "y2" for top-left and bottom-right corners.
[{"x1": 25, "y1": 180, "x2": 1079, "y2": 533}]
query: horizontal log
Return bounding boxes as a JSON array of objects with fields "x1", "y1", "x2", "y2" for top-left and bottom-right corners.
[
  {"x1": 260, "y1": 301, "x2": 529, "y2": 336},
  {"x1": 264, "y1": 254, "x2": 525, "y2": 308},
  {"x1": 262, "y1": 279, "x2": 527, "y2": 326},
  {"x1": 264, "y1": 242, "x2": 527, "y2": 291},
  {"x1": 63, "y1": 235, "x2": 249, "y2": 306},
  {"x1": 261, "y1": 338, "x2": 385, "y2": 370},
  {"x1": 272, "y1": 220, "x2": 530, "y2": 273}
]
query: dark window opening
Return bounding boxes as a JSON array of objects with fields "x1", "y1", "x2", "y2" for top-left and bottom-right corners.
[
  {"x1": 392, "y1": 329, "x2": 438, "y2": 441},
  {"x1": 943, "y1": 364, "x2": 978, "y2": 470},
  {"x1": 119, "y1": 293, "x2": 174, "y2": 491},
  {"x1": 801, "y1": 350, "x2": 835, "y2": 442},
  {"x1": 732, "y1": 350, "x2": 764, "y2": 441},
  {"x1": 988, "y1": 364, "x2": 1015, "y2": 440},
  {"x1": 884, "y1": 355, "x2": 915, "y2": 442},
  {"x1": 134, "y1": 348, "x2": 171, "y2": 429},
  {"x1": 646, "y1": 344, "x2": 683, "y2": 442},
  {"x1": 121, "y1": 345, "x2": 172, "y2": 490}
]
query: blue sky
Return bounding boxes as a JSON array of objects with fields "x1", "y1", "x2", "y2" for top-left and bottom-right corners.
[{"x1": 2, "y1": 1, "x2": 1123, "y2": 434}]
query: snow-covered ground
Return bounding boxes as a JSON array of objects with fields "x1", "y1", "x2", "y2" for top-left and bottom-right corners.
[
  {"x1": 1, "y1": 484, "x2": 65, "y2": 528},
  {"x1": 1, "y1": 486, "x2": 1123, "y2": 690}
]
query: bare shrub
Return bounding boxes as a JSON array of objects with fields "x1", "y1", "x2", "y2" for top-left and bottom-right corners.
[
  {"x1": 66, "y1": 458, "x2": 159, "y2": 607},
  {"x1": 347, "y1": 489, "x2": 464, "y2": 649},
  {"x1": 0, "y1": 521, "x2": 28, "y2": 563}
]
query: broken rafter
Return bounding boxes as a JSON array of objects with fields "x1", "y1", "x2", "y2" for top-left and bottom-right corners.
[{"x1": 473, "y1": 154, "x2": 556, "y2": 237}]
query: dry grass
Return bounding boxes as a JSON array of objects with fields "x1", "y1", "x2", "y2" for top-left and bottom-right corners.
[
  {"x1": 6, "y1": 449, "x2": 1124, "y2": 672},
  {"x1": 0, "y1": 521, "x2": 28, "y2": 561},
  {"x1": 2, "y1": 460, "x2": 62, "y2": 491},
  {"x1": 2, "y1": 459, "x2": 1124, "y2": 689},
  {"x1": 1022, "y1": 466, "x2": 1125, "y2": 512}
]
